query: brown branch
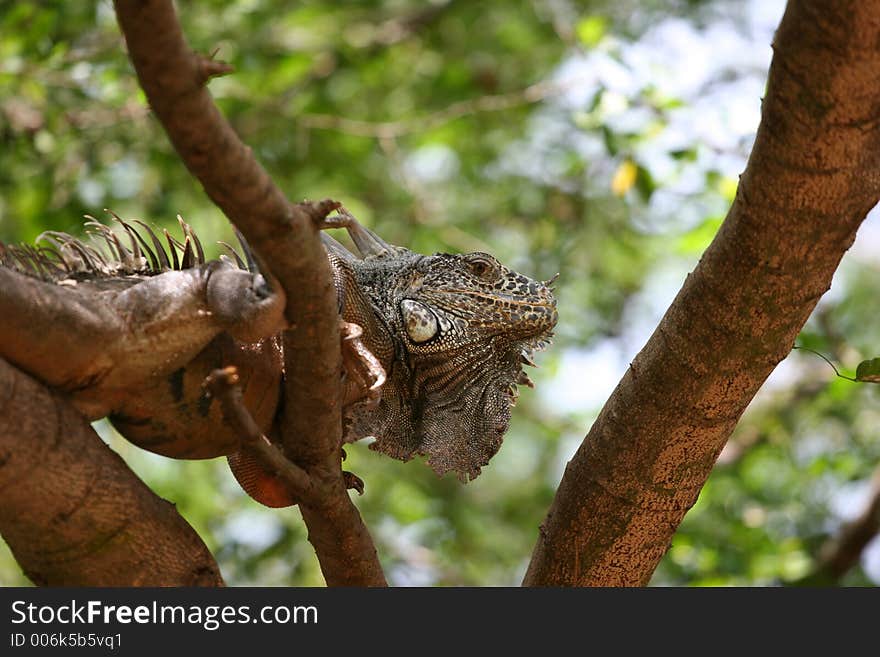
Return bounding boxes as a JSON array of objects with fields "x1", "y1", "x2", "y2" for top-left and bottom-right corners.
[
  {"x1": 717, "y1": 376, "x2": 827, "y2": 466},
  {"x1": 200, "y1": 368, "x2": 383, "y2": 585},
  {"x1": 110, "y1": 0, "x2": 339, "y2": 464},
  {"x1": 112, "y1": 0, "x2": 385, "y2": 586},
  {"x1": 524, "y1": 0, "x2": 880, "y2": 586},
  {"x1": 0, "y1": 359, "x2": 223, "y2": 586},
  {"x1": 195, "y1": 51, "x2": 234, "y2": 85},
  {"x1": 204, "y1": 367, "x2": 312, "y2": 499},
  {"x1": 298, "y1": 75, "x2": 589, "y2": 139},
  {"x1": 794, "y1": 466, "x2": 880, "y2": 586}
]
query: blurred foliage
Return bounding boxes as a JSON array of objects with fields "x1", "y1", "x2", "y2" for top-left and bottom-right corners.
[{"x1": 1, "y1": 0, "x2": 878, "y2": 586}]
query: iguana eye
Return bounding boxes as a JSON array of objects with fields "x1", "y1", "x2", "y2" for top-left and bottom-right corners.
[
  {"x1": 400, "y1": 299, "x2": 439, "y2": 343},
  {"x1": 466, "y1": 255, "x2": 496, "y2": 279}
]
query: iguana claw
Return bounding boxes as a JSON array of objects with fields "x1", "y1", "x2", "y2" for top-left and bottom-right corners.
[
  {"x1": 340, "y1": 319, "x2": 386, "y2": 405},
  {"x1": 343, "y1": 471, "x2": 365, "y2": 495}
]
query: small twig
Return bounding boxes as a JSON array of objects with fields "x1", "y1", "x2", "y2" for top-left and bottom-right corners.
[
  {"x1": 204, "y1": 366, "x2": 312, "y2": 499},
  {"x1": 792, "y1": 345, "x2": 858, "y2": 381},
  {"x1": 195, "y1": 51, "x2": 234, "y2": 86},
  {"x1": 298, "y1": 74, "x2": 590, "y2": 139},
  {"x1": 817, "y1": 467, "x2": 880, "y2": 578}
]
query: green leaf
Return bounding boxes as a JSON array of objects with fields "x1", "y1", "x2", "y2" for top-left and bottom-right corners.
[
  {"x1": 635, "y1": 164, "x2": 657, "y2": 201},
  {"x1": 855, "y1": 357, "x2": 880, "y2": 382}
]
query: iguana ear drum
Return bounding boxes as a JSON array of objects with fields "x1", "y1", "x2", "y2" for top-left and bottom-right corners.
[{"x1": 400, "y1": 299, "x2": 438, "y2": 343}]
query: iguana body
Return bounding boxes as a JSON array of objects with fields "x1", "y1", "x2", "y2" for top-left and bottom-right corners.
[
  {"x1": 0, "y1": 220, "x2": 286, "y2": 423},
  {"x1": 0, "y1": 212, "x2": 557, "y2": 506}
]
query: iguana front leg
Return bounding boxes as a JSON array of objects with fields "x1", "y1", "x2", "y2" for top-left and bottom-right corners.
[
  {"x1": 223, "y1": 213, "x2": 394, "y2": 508},
  {"x1": 339, "y1": 319, "x2": 386, "y2": 406},
  {"x1": 320, "y1": 206, "x2": 402, "y2": 259}
]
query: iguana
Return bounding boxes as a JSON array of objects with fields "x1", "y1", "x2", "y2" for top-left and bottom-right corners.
[{"x1": 0, "y1": 210, "x2": 557, "y2": 506}]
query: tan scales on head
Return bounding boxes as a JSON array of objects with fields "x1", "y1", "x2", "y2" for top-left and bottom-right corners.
[{"x1": 335, "y1": 220, "x2": 558, "y2": 481}]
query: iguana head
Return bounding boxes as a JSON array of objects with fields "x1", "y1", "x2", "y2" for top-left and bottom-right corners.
[
  {"x1": 399, "y1": 251, "x2": 557, "y2": 348},
  {"x1": 342, "y1": 233, "x2": 558, "y2": 481}
]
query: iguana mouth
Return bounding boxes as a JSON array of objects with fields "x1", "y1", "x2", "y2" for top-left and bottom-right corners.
[
  {"x1": 443, "y1": 288, "x2": 555, "y2": 305},
  {"x1": 426, "y1": 289, "x2": 558, "y2": 343}
]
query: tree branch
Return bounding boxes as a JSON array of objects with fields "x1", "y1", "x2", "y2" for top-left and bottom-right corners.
[
  {"x1": 794, "y1": 466, "x2": 880, "y2": 586},
  {"x1": 0, "y1": 359, "x2": 223, "y2": 586},
  {"x1": 112, "y1": 0, "x2": 385, "y2": 586},
  {"x1": 298, "y1": 74, "x2": 589, "y2": 139},
  {"x1": 524, "y1": 0, "x2": 880, "y2": 586},
  {"x1": 204, "y1": 367, "x2": 312, "y2": 500}
]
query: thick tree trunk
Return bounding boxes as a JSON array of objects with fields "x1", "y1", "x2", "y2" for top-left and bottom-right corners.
[
  {"x1": 525, "y1": 0, "x2": 880, "y2": 586},
  {"x1": 0, "y1": 359, "x2": 223, "y2": 586}
]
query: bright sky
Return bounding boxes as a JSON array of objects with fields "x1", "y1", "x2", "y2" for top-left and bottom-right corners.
[{"x1": 543, "y1": 0, "x2": 787, "y2": 414}]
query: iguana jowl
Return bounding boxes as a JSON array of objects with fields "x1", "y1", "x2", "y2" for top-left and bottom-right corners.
[{"x1": 0, "y1": 211, "x2": 557, "y2": 506}]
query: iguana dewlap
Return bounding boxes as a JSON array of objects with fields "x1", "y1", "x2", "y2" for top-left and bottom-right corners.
[{"x1": 0, "y1": 212, "x2": 557, "y2": 507}]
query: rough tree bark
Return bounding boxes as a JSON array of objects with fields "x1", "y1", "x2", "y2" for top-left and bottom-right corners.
[
  {"x1": 524, "y1": 0, "x2": 880, "y2": 586},
  {"x1": 0, "y1": 360, "x2": 224, "y2": 586},
  {"x1": 112, "y1": 0, "x2": 385, "y2": 586}
]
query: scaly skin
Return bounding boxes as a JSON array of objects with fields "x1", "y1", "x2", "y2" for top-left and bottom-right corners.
[
  {"x1": 0, "y1": 256, "x2": 285, "y2": 421},
  {"x1": 228, "y1": 212, "x2": 558, "y2": 504},
  {"x1": 0, "y1": 218, "x2": 286, "y2": 462},
  {"x1": 0, "y1": 211, "x2": 557, "y2": 507},
  {"x1": 335, "y1": 222, "x2": 558, "y2": 480}
]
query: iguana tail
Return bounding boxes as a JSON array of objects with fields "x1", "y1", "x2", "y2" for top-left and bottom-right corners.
[{"x1": 227, "y1": 450, "x2": 299, "y2": 508}]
